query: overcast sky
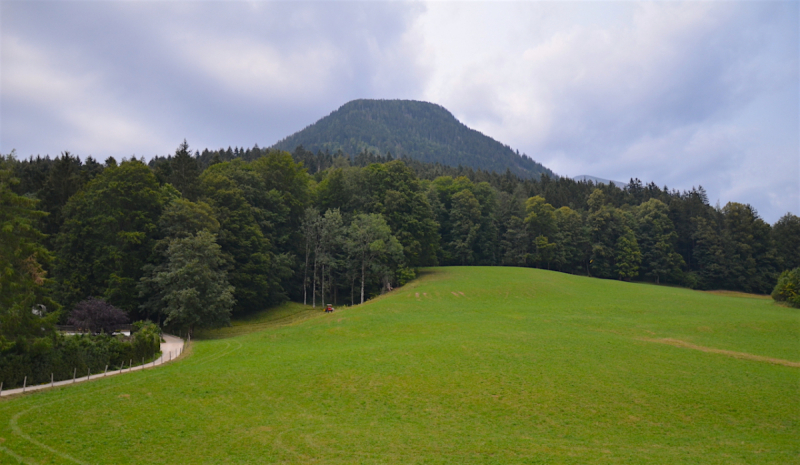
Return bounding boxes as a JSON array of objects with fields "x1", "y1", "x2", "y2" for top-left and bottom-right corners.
[{"x1": 1, "y1": 1, "x2": 797, "y2": 223}]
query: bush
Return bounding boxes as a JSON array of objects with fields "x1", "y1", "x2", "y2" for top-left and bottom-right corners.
[
  {"x1": 0, "y1": 321, "x2": 161, "y2": 389},
  {"x1": 130, "y1": 321, "x2": 161, "y2": 361},
  {"x1": 395, "y1": 266, "x2": 417, "y2": 287},
  {"x1": 771, "y1": 268, "x2": 800, "y2": 308},
  {"x1": 681, "y1": 271, "x2": 700, "y2": 290}
]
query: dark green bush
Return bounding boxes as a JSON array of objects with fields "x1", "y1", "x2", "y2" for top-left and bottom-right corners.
[
  {"x1": 771, "y1": 268, "x2": 800, "y2": 308},
  {"x1": 0, "y1": 321, "x2": 161, "y2": 389},
  {"x1": 129, "y1": 321, "x2": 162, "y2": 362}
]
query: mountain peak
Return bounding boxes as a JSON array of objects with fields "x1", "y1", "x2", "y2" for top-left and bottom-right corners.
[{"x1": 273, "y1": 99, "x2": 554, "y2": 179}]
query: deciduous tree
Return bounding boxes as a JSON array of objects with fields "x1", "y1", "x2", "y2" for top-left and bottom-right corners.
[
  {"x1": 68, "y1": 297, "x2": 129, "y2": 334},
  {"x1": 0, "y1": 152, "x2": 59, "y2": 343},
  {"x1": 151, "y1": 231, "x2": 234, "y2": 337},
  {"x1": 636, "y1": 199, "x2": 684, "y2": 284},
  {"x1": 346, "y1": 213, "x2": 402, "y2": 304},
  {"x1": 449, "y1": 189, "x2": 481, "y2": 265},
  {"x1": 55, "y1": 159, "x2": 164, "y2": 315}
]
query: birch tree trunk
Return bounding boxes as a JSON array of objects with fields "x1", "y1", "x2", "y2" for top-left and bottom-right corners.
[
  {"x1": 303, "y1": 240, "x2": 310, "y2": 306},
  {"x1": 312, "y1": 255, "x2": 318, "y2": 308},
  {"x1": 360, "y1": 254, "x2": 366, "y2": 304}
]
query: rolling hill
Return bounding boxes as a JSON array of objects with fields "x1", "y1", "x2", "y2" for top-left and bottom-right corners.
[
  {"x1": 0, "y1": 267, "x2": 796, "y2": 463},
  {"x1": 273, "y1": 99, "x2": 554, "y2": 179}
]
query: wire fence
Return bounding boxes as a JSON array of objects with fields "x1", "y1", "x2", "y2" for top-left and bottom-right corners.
[{"x1": 0, "y1": 336, "x2": 185, "y2": 397}]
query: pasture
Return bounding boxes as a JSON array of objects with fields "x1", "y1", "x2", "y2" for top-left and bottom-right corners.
[{"x1": 0, "y1": 267, "x2": 797, "y2": 464}]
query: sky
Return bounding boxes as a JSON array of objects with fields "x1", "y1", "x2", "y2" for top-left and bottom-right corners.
[{"x1": 1, "y1": 1, "x2": 797, "y2": 223}]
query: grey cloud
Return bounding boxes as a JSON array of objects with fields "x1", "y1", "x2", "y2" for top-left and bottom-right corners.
[
  {"x1": 2, "y1": 1, "x2": 796, "y2": 223},
  {"x1": 1, "y1": 1, "x2": 428, "y2": 158},
  {"x1": 425, "y1": 1, "x2": 797, "y2": 222},
  {"x1": 541, "y1": 3, "x2": 796, "y2": 155}
]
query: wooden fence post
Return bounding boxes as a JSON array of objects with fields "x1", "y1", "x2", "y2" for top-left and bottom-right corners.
[
  {"x1": 104, "y1": 365, "x2": 108, "y2": 376},
  {"x1": 129, "y1": 359, "x2": 132, "y2": 372},
  {"x1": 51, "y1": 373, "x2": 54, "y2": 387},
  {"x1": 22, "y1": 376, "x2": 27, "y2": 393},
  {"x1": 1, "y1": 381, "x2": 4, "y2": 396},
  {"x1": 73, "y1": 368, "x2": 76, "y2": 383}
]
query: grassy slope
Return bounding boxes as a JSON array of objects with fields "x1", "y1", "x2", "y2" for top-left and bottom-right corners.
[{"x1": 0, "y1": 267, "x2": 797, "y2": 464}]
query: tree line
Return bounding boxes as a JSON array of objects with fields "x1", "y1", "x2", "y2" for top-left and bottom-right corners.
[{"x1": 2, "y1": 142, "x2": 799, "y2": 345}]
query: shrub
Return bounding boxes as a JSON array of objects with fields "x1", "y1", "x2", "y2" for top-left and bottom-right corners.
[
  {"x1": 129, "y1": 321, "x2": 161, "y2": 361},
  {"x1": 771, "y1": 268, "x2": 800, "y2": 308}
]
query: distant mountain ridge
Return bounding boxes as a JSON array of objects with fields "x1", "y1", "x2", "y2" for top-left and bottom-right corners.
[
  {"x1": 272, "y1": 99, "x2": 554, "y2": 179},
  {"x1": 573, "y1": 175, "x2": 626, "y2": 188}
]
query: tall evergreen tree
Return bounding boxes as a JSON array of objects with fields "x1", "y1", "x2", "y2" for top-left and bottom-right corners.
[
  {"x1": 168, "y1": 140, "x2": 201, "y2": 201},
  {"x1": 38, "y1": 152, "x2": 88, "y2": 246}
]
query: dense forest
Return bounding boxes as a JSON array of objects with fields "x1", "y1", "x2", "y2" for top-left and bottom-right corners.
[
  {"x1": 2, "y1": 142, "x2": 799, "y2": 347},
  {"x1": 273, "y1": 99, "x2": 554, "y2": 179}
]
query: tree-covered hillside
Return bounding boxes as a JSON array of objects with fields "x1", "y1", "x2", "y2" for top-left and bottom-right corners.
[
  {"x1": 272, "y1": 99, "x2": 554, "y2": 179},
  {"x1": 4, "y1": 142, "x2": 798, "y2": 383}
]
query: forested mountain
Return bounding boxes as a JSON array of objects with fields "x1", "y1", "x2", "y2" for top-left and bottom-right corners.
[{"x1": 272, "y1": 99, "x2": 554, "y2": 179}]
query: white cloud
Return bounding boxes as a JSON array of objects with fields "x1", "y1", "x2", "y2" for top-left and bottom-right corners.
[
  {"x1": 1, "y1": 1, "x2": 429, "y2": 157},
  {"x1": 174, "y1": 34, "x2": 342, "y2": 104},
  {"x1": 416, "y1": 1, "x2": 798, "y2": 222},
  {"x1": 1, "y1": 34, "x2": 164, "y2": 156}
]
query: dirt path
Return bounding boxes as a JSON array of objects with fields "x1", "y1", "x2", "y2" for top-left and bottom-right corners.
[
  {"x1": 0, "y1": 334, "x2": 186, "y2": 397},
  {"x1": 642, "y1": 338, "x2": 800, "y2": 368}
]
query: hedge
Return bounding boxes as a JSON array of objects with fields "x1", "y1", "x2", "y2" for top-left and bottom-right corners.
[{"x1": 0, "y1": 321, "x2": 161, "y2": 389}]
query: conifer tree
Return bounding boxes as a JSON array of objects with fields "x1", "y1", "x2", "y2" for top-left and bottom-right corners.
[{"x1": 168, "y1": 140, "x2": 201, "y2": 201}]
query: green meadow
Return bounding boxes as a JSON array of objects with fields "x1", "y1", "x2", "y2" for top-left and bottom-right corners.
[{"x1": 1, "y1": 267, "x2": 797, "y2": 464}]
